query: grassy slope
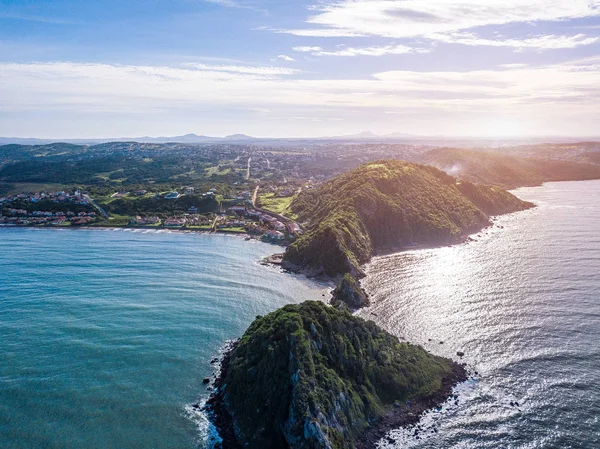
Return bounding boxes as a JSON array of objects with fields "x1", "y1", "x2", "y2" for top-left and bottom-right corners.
[
  {"x1": 283, "y1": 160, "x2": 532, "y2": 277},
  {"x1": 422, "y1": 148, "x2": 600, "y2": 189},
  {"x1": 257, "y1": 193, "x2": 296, "y2": 216},
  {"x1": 220, "y1": 301, "x2": 457, "y2": 449}
]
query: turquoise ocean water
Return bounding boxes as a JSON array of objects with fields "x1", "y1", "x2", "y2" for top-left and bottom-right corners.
[{"x1": 0, "y1": 230, "x2": 328, "y2": 448}]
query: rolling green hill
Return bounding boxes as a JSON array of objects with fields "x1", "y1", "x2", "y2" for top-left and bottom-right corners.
[{"x1": 283, "y1": 160, "x2": 532, "y2": 279}]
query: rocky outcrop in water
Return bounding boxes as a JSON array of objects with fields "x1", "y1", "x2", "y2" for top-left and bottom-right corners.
[
  {"x1": 330, "y1": 273, "x2": 369, "y2": 311},
  {"x1": 206, "y1": 301, "x2": 466, "y2": 449}
]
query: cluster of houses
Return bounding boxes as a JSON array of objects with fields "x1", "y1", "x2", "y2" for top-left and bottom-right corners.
[
  {"x1": 163, "y1": 217, "x2": 187, "y2": 227},
  {"x1": 112, "y1": 187, "x2": 217, "y2": 201},
  {"x1": 223, "y1": 190, "x2": 253, "y2": 203},
  {"x1": 0, "y1": 190, "x2": 97, "y2": 226},
  {"x1": 186, "y1": 215, "x2": 211, "y2": 226},
  {"x1": 0, "y1": 210, "x2": 96, "y2": 226},
  {"x1": 160, "y1": 187, "x2": 217, "y2": 200},
  {"x1": 127, "y1": 206, "x2": 303, "y2": 242},
  {"x1": 129, "y1": 216, "x2": 160, "y2": 225},
  {"x1": 129, "y1": 215, "x2": 210, "y2": 227},
  {"x1": 228, "y1": 206, "x2": 303, "y2": 241},
  {"x1": 0, "y1": 190, "x2": 89, "y2": 206}
]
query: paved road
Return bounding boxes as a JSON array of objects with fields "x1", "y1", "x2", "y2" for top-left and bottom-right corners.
[{"x1": 84, "y1": 194, "x2": 108, "y2": 219}]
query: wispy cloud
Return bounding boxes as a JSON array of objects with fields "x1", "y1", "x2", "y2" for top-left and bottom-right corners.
[
  {"x1": 272, "y1": 27, "x2": 364, "y2": 37},
  {"x1": 499, "y1": 63, "x2": 529, "y2": 68},
  {"x1": 3, "y1": 60, "x2": 600, "y2": 112},
  {"x1": 2, "y1": 60, "x2": 600, "y2": 136},
  {"x1": 184, "y1": 63, "x2": 300, "y2": 75},
  {"x1": 277, "y1": 0, "x2": 600, "y2": 39},
  {"x1": 277, "y1": 54, "x2": 295, "y2": 61},
  {"x1": 197, "y1": 0, "x2": 268, "y2": 12},
  {"x1": 308, "y1": 44, "x2": 431, "y2": 57},
  {"x1": 0, "y1": 12, "x2": 79, "y2": 25},
  {"x1": 200, "y1": 0, "x2": 242, "y2": 8},
  {"x1": 432, "y1": 32, "x2": 599, "y2": 50},
  {"x1": 292, "y1": 46, "x2": 324, "y2": 52}
]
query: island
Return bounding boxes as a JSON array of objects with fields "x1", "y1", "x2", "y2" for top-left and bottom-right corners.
[{"x1": 206, "y1": 301, "x2": 467, "y2": 449}]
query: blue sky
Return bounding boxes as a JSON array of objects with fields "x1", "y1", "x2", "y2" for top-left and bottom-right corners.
[{"x1": 1, "y1": 0, "x2": 600, "y2": 138}]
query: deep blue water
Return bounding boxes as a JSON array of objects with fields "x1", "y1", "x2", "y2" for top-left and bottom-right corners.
[
  {"x1": 0, "y1": 230, "x2": 328, "y2": 449},
  {"x1": 1, "y1": 180, "x2": 599, "y2": 449}
]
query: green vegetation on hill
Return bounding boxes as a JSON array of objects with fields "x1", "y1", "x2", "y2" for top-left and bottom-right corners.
[
  {"x1": 422, "y1": 148, "x2": 600, "y2": 189},
  {"x1": 212, "y1": 301, "x2": 461, "y2": 449},
  {"x1": 283, "y1": 160, "x2": 533, "y2": 278},
  {"x1": 0, "y1": 156, "x2": 243, "y2": 186},
  {"x1": 455, "y1": 181, "x2": 530, "y2": 215},
  {"x1": 257, "y1": 193, "x2": 296, "y2": 216},
  {"x1": 98, "y1": 194, "x2": 218, "y2": 217}
]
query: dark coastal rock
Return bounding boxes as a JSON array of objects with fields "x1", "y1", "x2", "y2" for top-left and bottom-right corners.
[
  {"x1": 330, "y1": 273, "x2": 369, "y2": 311},
  {"x1": 206, "y1": 301, "x2": 467, "y2": 449},
  {"x1": 203, "y1": 377, "x2": 210, "y2": 384}
]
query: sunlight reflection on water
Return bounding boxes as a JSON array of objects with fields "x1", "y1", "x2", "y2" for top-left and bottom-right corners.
[{"x1": 359, "y1": 180, "x2": 600, "y2": 448}]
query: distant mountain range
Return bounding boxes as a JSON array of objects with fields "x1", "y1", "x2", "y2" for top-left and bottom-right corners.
[
  {"x1": 0, "y1": 133, "x2": 258, "y2": 146},
  {"x1": 1, "y1": 132, "x2": 599, "y2": 146},
  {"x1": 0, "y1": 131, "x2": 416, "y2": 145}
]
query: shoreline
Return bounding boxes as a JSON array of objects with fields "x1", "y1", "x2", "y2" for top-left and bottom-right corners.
[
  {"x1": 204, "y1": 341, "x2": 242, "y2": 449},
  {"x1": 3, "y1": 198, "x2": 531, "y2": 447},
  {"x1": 0, "y1": 223, "x2": 248, "y2": 234},
  {"x1": 371, "y1": 204, "x2": 538, "y2": 259},
  {"x1": 0, "y1": 224, "x2": 277, "y2": 241},
  {"x1": 355, "y1": 362, "x2": 468, "y2": 449}
]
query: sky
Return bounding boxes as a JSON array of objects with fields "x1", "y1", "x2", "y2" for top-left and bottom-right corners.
[{"x1": 1, "y1": 0, "x2": 600, "y2": 138}]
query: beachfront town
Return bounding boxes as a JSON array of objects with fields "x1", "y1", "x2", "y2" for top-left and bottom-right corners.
[
  {"x1": 0, "y1": 188, "x2": 304, "y2": 242},
  {"x1": 0, "y1": 190, "x2": 98, "y2": 226},
  {"x1": 130, "y1": 207, "x2": 303, "y2": 241}
]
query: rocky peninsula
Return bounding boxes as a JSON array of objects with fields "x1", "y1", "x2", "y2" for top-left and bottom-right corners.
[{"x1": 282, "y1": 160, "x2": 534, "y2": 308}]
